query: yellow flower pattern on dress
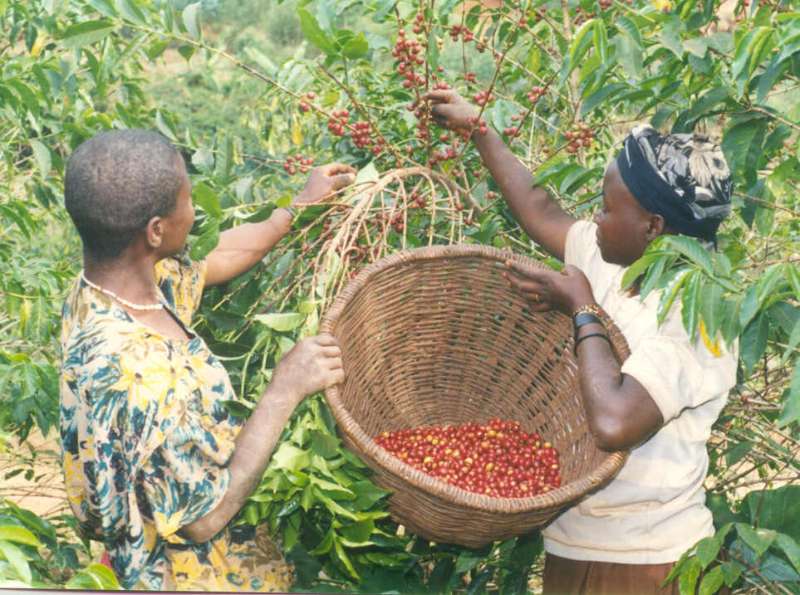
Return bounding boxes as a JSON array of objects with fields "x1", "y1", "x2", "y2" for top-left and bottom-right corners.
[{"x1": 60, "y1": 251, "x2": 292, "y2": 591}]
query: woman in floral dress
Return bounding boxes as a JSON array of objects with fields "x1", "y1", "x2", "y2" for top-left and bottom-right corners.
[{"x1": 59, "y1": 129, "x2": 354, "y2": 590}]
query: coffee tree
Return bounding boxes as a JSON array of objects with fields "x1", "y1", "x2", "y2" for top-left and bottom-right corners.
[{"x1": 1, "y1": 0, "x2": 798, "y2": 592}]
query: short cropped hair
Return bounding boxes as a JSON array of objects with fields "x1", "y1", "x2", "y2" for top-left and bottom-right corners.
[{"x1": 64, "y1": 129, "x2": 183, "y2": 260}]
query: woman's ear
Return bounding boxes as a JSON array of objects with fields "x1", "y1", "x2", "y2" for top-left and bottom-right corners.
[
  {"x1": 646, "y1": 213, "x2": 666, "y2": 241},
  {"x1": 145, "y1": 216, "x2": 164, "y2": 249}
]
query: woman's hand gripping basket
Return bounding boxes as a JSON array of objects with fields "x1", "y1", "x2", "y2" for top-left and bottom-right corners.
[{"x1": 321, "y1": 245, "x2": 629, "y2": 548}]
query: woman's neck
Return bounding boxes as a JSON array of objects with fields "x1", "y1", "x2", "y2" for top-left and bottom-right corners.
[{"x1": 83, "y1": 252, "x2": 162, "y2": 305}]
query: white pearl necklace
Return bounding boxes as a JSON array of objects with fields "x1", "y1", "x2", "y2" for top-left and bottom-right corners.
[{"x1": 80, "y1": 272, "x2": 164, "y2": 311}]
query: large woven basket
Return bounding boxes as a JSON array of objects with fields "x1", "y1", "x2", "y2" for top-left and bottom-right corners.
[{"x1": 321, "y1": 244, "x2": 629, "y2": 548}]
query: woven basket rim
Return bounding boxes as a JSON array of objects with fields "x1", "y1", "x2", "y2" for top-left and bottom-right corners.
[{"x1": 322, "y1": 244, "x2": 629, "y2": 514}]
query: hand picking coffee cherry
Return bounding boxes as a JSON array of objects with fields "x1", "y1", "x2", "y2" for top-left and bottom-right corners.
[{"x1": 375, "y1": 418, "x2": 562, "y2": 498}]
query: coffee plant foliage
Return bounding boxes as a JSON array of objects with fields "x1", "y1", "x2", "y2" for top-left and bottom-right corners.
[{"x1": 1, "y1": 0, "x2": 798, "y2": 592}]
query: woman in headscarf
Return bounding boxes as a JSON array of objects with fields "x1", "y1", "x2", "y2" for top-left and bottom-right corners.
[
  {"x1": 427, "y1": 90, "x2": 736, "y2": 594},
  {"x1": 60, "y1": 129, "x2": 354, "y2": 591}
]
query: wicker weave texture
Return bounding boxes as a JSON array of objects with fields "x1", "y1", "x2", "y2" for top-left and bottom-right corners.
[{"x1": 322, "y1": 245, "x2": 629, "y2": 548}]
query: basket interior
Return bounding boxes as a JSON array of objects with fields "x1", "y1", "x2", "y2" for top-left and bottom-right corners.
[{"x1": 332, "y1": 253, "x2": 609, "y2": 486}]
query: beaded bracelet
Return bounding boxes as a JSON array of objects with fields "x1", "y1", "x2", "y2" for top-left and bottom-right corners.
[{"x1": 572, "y1": 303, "x2": 604, "y2": 319}]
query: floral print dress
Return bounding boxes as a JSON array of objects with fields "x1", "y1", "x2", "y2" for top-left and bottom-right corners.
[{"x1": 59, "y1": 253, "x2": 293, "y2": 591}]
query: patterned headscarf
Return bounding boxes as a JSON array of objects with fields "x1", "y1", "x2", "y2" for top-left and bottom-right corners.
[{"x1": 615, "y1": 125, "x2": 733, "y2": 242}]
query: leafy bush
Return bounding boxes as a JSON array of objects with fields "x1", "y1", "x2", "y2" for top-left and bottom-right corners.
[{"x1": 1, "y1": 0, "x2": 798, "y2": 592}]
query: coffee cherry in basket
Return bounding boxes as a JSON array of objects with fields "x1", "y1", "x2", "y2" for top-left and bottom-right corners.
[{"x1": 374, "y1": 418, "x2": 561, "y2": 498}]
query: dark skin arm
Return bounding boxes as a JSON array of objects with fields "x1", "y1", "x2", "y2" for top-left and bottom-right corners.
[
  {"x1": 180, "y1": 334, "x2": 343, "y2": 542},
  {"x1": 425, "y1": 89, "x2": 575, "y2": 260},
  {"x1": 505, "y1": 262, "x2": 664, "y2": 452},
  {"x1": 205, "y1": 164, "x2": 355, "y2": 286}
]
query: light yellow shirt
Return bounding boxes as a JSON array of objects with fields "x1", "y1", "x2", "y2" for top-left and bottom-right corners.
[
  {"x1": 60, "y1": 253, "x2": 292, "y2": 590},
  {"x1": 542, "y1": 221, "x2": 737, "y2": 564}
]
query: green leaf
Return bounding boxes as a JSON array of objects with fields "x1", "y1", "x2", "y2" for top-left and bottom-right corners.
[
  {"x1": 66, "y1": 563, "x2": 121, "y2": 590},
  {"x1": 178, "y1": 44, "x2": 196, "y2": 61},
  {"x1": 614, "y1": 32, "x2": 642, "y2": 81},
  {"x1": 189, "y1": 219, "x2": 219, "y2": 261},
  {"x1": 720, "y1": 560, "x2": 742, "y2": 586},
  {"x1": 725, "y1": 440, "x2": 752, "y2": 466},
  {"x1": 695, "y1": 536, "x2": 721, "y2": 569},
  {"x1": 621, "y1": 251, "x2": 661, "y2": 291},
  {"x1": 698, "y1": 565, "x2": 724, "y2": 595},
  {"x1": 0, "y1": 527, "x2": 39, "y2": 548},
  {"x1": 61, "y1": 19, "x2": 116, "y2": 48},
  {"x1": 286, "y1": 544, "x2": 322, "y2": 587},
  {"x1": 736, "y1": 523, "x2": 777, "y2": 558},
  {"x1": 115, "y1": 0, "x2": 146, "y2": 25},
  {"x1": 146, "y1": 39, "x2": 170, "y2": 60},
  {"x1": 192, "y1": 182, "x2": 222, "y2": 218},
  {"x1": 333, "y1": 535, "x2": 359, "y2": 579},
  {"x1": 782, "y1": 318, "x2": 800, "y2": 365},
  {"x1": 592, "y1": 20, "x2": 608, "y2": 64},
  {"x1": 776, "y1": 533, "x2": 800, "y2": 575},
  {"x1": 658, "y1": 268, "x2": 692, "y2": 325},
  {"x1": 659, "y1": 18, "x2": 684, "y2": 57},
  {"x1": 699, "y1": 281, "x2": 723, "y2": 339},
  {"x1": 742, "y1": 485, "x2": 800, "y2": 539},
  {"x1": 731, "y1": 29, "x2": 756, "y2": 84},
  {"x1": 740, "y1": 313, "x2": 768, "y2": 376},
  {"x1": 355, "y1": 161, "x2": 380, "y2": 185},
  {"x1": 340, "y1": 519, "x2": 374, "y2": 543},
  {"x1": 739, "y1": 284, "x2": 760, "y2": 329},
  {"x1": 681, "y1": 271, "x2": 702, "y2": 339},
  {"x1": 0, "y1": 541, "x2": 30, "y2": 584},
  {"x1": 270, "y1": 442, "x2": 311, "y2": 472},
  {"x1": 428, "y1": 556, "x2": 456, "y2": 593},
  {"x1": 779, "y1": 363, "x2": 800, "y2": 427},
  {"x1": 616, "y1": 16, "x2": 643, "y2": 48},
  {"x1": 341, "y1": 32, "x2": 368, "y2": 59},
  {"x1": 313, "y1": 487, "x2": 359, "y2": 520},
  {"x1": 297, "y1": 8, "x2": 336, "y2": 55},
  {"x1": 684, "y1": 37, "x2": 708, "y2": 58},
  {"x1": 254, "y1": 312, "x2": 305, "y2": 332},
  {"x1": 455, "y1": 550, "x2": 483, "y2": 574},
  {"x1": 29, "y1": 140, "x2": 50, "y2": 177},
  {"x1": 154, "y1": 110, "x2": 177, "y2": 141},
  {"x1": 787, "y1": 264, "x2": 800, "y2": 300},
  {"x1": 678, "y1": 556, "x2": 701, "y2": 595},
  {"x1": 182, "y1": 2, "x2": 202, "y2": 38},
  {"x1": 581, "y1": 83, "x2": 627, "y2": 117},
  {"x1": 310, "y1": 430, "x2": 340, "y2": 458},
  {"x1": 350, "y1": 480, "x2": 390, "y2": 510},
  {"x1": 662, "y1": 236, "x2": 713, "y2": 274},
  {"x1": 308, "y1": 475, "x2": 354, "y2": 499},
  {"x1": 191, "y1": 147, "x2": 215, "y2": 173},
  {"x1": 568, "y1": 19, "x2": 598, "y2": 74},
  {"x1": 722, "y1": 118, "x2": 768, "y2": 184},
  {"x1": 510, "y1": 532, "x2": 543, "y2": 570}
]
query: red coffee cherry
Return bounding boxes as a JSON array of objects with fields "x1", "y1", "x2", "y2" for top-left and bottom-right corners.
[{"x1": 375, "y1": 418, "x2": 562, "y2": 498}]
